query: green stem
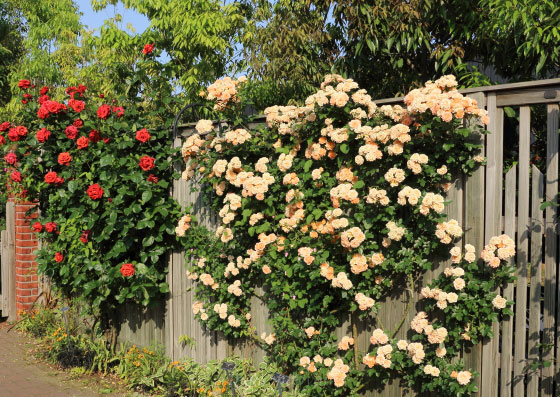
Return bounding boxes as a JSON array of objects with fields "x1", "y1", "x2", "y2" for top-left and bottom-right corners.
[{"x1": 390, "y1": 273, "x2": 415, "y2": 339}]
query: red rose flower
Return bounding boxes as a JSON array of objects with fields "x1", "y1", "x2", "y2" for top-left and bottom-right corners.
[
  {"x1": 46, "y1": 100, "x2": 62, "y2": 113},
  {"x1": 7, "y1": 128, "x2": 20, "y2": 141},
  {"x1": 45, "y1": 222, "x2": 57, "y2": 232},
  {"x1": 142, "y1": 43, "x2": 154, "y2": 55},
  {"x1": 5, "y1": 153, "x2": 17, "y2": 164},
  {"x1": 99, "y1": 93, "x2": 104, "y2": 98},
  {"x1": 89, "y1": 129, "x2": 101, "y2": 143},
  {"x1": 21, "y1": 100, "x2": 28, "y2": 105},
  {"x1": 78, "y1": 85, "x2": 87, "y2": 94},
  {"x1": 39, "y1": 86, "x2": 49, "y2": 95},
  {"x1": 0, "y1": 122, "x2": 10, "y2": 131},
  {"x1": 58, "y1": 152, "x2": 72, "y2": 166},
  {"x1": 55, "y1": 176, "x2": 64, "y2": 185},
  {"x1": 68, "y1": 99, "x2": 85, "y2": 113},
  {"x1": 76, "y1": 136, "x2": 89, "y2": 149},
  {"x1": 38, "y1": 95, "x2": 49, "y2": 104},
  {"x1": 11, "y1": 171, "x2": 21, "y2": 182},
  {"x1": 37, "y1": 105, "x2": 50, "y2": 119},
  {"x1": 44, "y1": 171, "x2": 58, "y2": 184},
  {"x1": 36, "y1": 128, "x2": 51, "y2": 143},
  {"x1": 32, "y1": 222, "x2": 43, "y2": 232},
  {"x1": 0, "y1": 136, "x2": 5, "y2": 145},
  {"x1": 120, "y1": 263, "x2": 135, "y2": 277},
  {"x1": 80, "y1": 230, "x2": 90, "y2": 243},
  {"x1": 54, "y1": 252, "x2": 63, "y2": 263},
  {"x1": 103, "y1": 137, "x2": 110, "y2": 144},
  {"x1": 18, "y1": 79, "x2": 31, "y2": 90},
  {"x1": 23, "y1": 93, "x2": 32, "y2": 100},
  {"x1": 112, "y1": 106, "x2": 124, "y2": 117},
  {"x1": 147, "y1": 174, "x2": 159, "y2": 184},
  {"x1": 87, "y1": 183, "x2": 104, "y2": 200},
  {"x1": 136, "y1": 128, "x2": 151, "y2": 143},
  {"x1": 15, "y1": 126, "x2": 27, "y2": 136},
  {"x1": 73, "y1": 119, "x2": 83, "y2": 127},
  {"x1": 139, "y1": 156, "x2": 155, "y2": 171},
  {"x1": 97, "y1": 104, "x2": 111, "y2": 119},
  {"x1": 65, "y1": 125, "x2": 78, "y2": 139}
]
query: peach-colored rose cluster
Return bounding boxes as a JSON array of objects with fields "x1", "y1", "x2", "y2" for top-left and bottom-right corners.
[
  {"x1": 420, "y1": 287, "x2": 458, "y2": 309},
  {"x1": 340, "y1": 227, "x2": 366, "y2": 249},
  {"x1": 480, "y1": 234, "x2": 516, "y2": 268},
  {"x1": 407, "y1": 342, "x2": 426, "y2": 364},
  {"x1": 424, "y1": 325, "x2": 448, "y2": 344},
  {"x1": 205, "y1": 76, "x2": 245, "y2": 110},
  {"x1": 215, "y1": 226, "x2": 233, "y2": 243},
  {"x1": 435, "y1": 219, "x2": 463, "y2": 244},
  {"x1": 407, "y1": 153, "x2": 429, "y2": 174},
  {"x1": 386, "y1": 221, "x2": 406, "y2": 241},
  {"x1": 200, "y1": 273, "x2": 218, "y2": 289},
  {"x1": 326, "y1": 359, "x2": 350, "y2": 387},
  {"x1": 338, "y1": 335, "x2": 354, "y2": 351},
  {"x1": 379, "y1": 104, "x2": 410, "y2": 123},
  {"x1": 397, "y1": 186, "x2": 421, "y2": 206},
  {"x1": 228, "y1": 314, "x2": 241, "y2": 327},
  {"x1": 277, "y1": 153, "x2": 294, "y2": 172},
  {"x1": 403, "y1": 75, "x2": 489, "y2": 124},
  {"x1": 358, "y1": 142, "x2": 383, "y2": 162},
  {"x1": 224, "y1": 128, "x2": 251, "y2": 145},
  {"x1": 249, "y1": 212, "x2": 263, "y2": 226},
  {"x1": 282, "y1": 172, "x2": 300, "y2": 186},
  {"x1": 419, "y1": 192, "x2": 445, "y2": 215},
  {"x1": 355, "y1": 292, "x2": 375, "y2": 310},
  {"x1": 411, "y1": 311, "x2": 429, "y2": 333},
  {"x1": 213, "y1": 303, "x2": 228, "y2": 319},
  {"x1": 384, "y1": 167, "x2": 406, "y2": 187},
  {"x1": 304, "y1": 326, "x2": 320, "y2": 338},
  {"x1": 366, "y1": 188, "x2": 390, "y2": 205},
  {"x1": 331, "y1": 272, "x2": 353, "y2": 290},
  {"x1": 424, "y1": 364, "x2": 441, "y2": 377},
  {"x1": 227, "y1": 280, "x2": 243, "y2": 296},
  {"x1": 464, "y1": 244, "x2": 476, "y2": 263},
  {"x1": 298, "y1": 246, "x2": 315, "y2": 265},
  {"x1": 350, "y1": 253, "x2": 368, "y2": 274},
  {"x1": 320, "y1": 262, "x2": 334, "y2": 280},
  {"x1": 181, "y1": 133, "x2": 205, "y2": 162},
  {"x1": 369, "y1": 328, "x2": 389, "y2": 345},
  {"x1": 373, "y1": 344, "x2": 393, "y2": 368},
  {"x1": 175, "y1": 214, "x2": 191, "y2": 237}
]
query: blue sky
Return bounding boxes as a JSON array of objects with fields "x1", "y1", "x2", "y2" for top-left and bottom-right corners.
[{"x1": 75, "y1": 0, "x2": 150, "y2": 33}]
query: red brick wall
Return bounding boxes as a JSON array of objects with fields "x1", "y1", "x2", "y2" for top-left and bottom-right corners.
[{"x1": 13, "y1": 200, "x2": 39, "y2": 314}]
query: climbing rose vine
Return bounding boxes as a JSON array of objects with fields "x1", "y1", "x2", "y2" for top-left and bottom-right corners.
[{"x1": 177, "y1": 75, "x2": 516, "y2": 396}]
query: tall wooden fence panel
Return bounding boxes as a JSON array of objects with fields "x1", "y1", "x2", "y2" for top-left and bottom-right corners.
[{"x1": 117, "y1": 78, "x2": 560, "y2": 396}]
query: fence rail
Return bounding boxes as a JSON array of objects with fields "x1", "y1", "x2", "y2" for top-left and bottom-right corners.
[{"x1": 111, "y1": 78, "x2": 560, "y2": 396}]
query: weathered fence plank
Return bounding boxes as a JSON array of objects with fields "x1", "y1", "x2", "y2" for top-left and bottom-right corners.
[
  {"x1": 513, "y1": 106, "x2": 531, "y2": 397},
  {"x1": 500, "y1": 165, "x2": 516, "y2": 397},
  {"x1": 481, "y1": 94, "x2": 501, "y2": 397},
  {"x1": 527, "y1": 166, "x2": 544, "y2": 396},
  {"x1": 544, "y1": 103, "x2": 558, "y2": 395}
]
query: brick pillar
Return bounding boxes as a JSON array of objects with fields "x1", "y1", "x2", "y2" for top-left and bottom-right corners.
[{"x1": 13, "y1": 200, "x2": 39, "y2": 314}]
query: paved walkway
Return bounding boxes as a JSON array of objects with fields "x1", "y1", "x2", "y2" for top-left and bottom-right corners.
[{"x1": 0, "y1": 322, "x2": 113, "y2": 397}]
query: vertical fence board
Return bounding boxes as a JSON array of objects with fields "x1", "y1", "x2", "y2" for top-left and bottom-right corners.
[
  {"x1": 1, "y1": 230, "x2": 6, "y2": 317},
  {"x1": 461, "y1": 91, "x2": 486, "y2": 393},
  {"x1": 544, "y1": 104, "x2": 558, "y2": 395},
  {"x1": 481, "y1": 95, "x2": 502, "y2": 397},
  {"x1": 527, "y1": 166, "x2": 544, "y2": 396},
  {"x1": 513, "y1": 106, "x2": 531, "y2": 397},
  {"x1": 500, "y1": 166, "x2": 516, "y2": 397},
  {"x1": 6, "y1": 200, "x2": 15, "y2": 322}
]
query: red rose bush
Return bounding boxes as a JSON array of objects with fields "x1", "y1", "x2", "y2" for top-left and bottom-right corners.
[{"x1": 0, "y1": 71, "x2": 182, "y2": 328}]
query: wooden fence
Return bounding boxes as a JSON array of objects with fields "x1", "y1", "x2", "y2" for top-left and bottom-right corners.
[
  {"x1": 115, "y1": 78, "x2": 558, "y2": 396},
  {"x1": 0, "y1": 201, "x2": 15, "y2": 320}
]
